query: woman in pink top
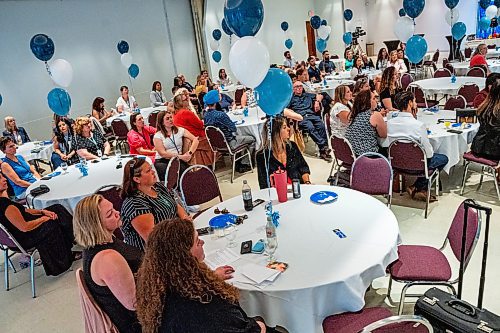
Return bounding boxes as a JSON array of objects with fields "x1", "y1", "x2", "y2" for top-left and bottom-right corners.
[
  {"x1": 387, "y1": 50, "x2": 407, "y2": 74},
  {"x1": 127, "y1": 113, "x2": 156, "y2": 161}
]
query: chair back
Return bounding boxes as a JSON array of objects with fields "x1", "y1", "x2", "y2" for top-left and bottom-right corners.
[
  {"x1": 487, "y1": 44, "x2": 496, "y2": 49},
  {"x1": 388, "y1": 139, "x2": 428, "y2": 176},
  {"x1": 165, "y1": 156, "x2": 180, "y2": 190},
  {"x1": 466, "y1": 67, "x2": 486, "y2": 78},
  {"x1": 400, "y1": 73, "x2": 413, "y2": 90},
  {"x1": 323, "y1": 112, "x2": 332, "y2": 139},
  {"x1": 443, "y1": 95, "x2": 467, "y2": 111},
  {"x1": 350, "y1": 153, "x2": 393, "y2": 196},
  {"x1": 431, "y1": 50, "x2": 440, "y2": 63},
  {"x1": 205, "y1": 126, "x2": 231, "y2": 153},
  {"x1": 442, "y1": 58, "x2": 449, "y2": 67},
  {"x1": 433, "y1": 68, "x2": 452, "y2": 78},
  {"x1": 331, "y1": 136, "x2": 355, "y2": 166},
  {"x1": 148, "y1": 111, "x2": 159, "y2": 128},
  {"x1": 90, "y1": 117, "x2": 106, "y2": 136},
  {"x1": 180, "y1": 165, "x2": 222, "y2": 206},
  {"x1": 445, "y1": 63, "x2": 455, "y2": 74},
  {"x1": 360, "y1": 315, "x2": 434, "y2": 333},
  {"x1": 94, "y1": 185, "x2": 124, "y2": 240},
  {"x1": 332, "y1": 55, "x2": 340, "y2": 59},
  {"x1": 0, "y1": 223, "x2": 20, "y2": 250},
  {"x1": 447, "y1": 200, "x2": 480, "y2": 266},
  {"x1": 410, "y1": 85, "x2": 427, "y2": 107},
  {"x1": 455, "y1": 108, "x2": 478, "y2": 123},
  {"x1": 111, "y1": 119, "x2": 129, "y2": 139},
  {"x1": 457, "y1": 84, "x2": 480, "y2": 105},
  {"x1": 234, "y1": 89, "x2": 244, "y2": 107},
  {"x1": 464, "y1": 48, "x2": 472, "y2": 59}
]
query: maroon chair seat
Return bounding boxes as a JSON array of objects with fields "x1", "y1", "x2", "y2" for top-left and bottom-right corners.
[
  {"x1": 461, "y1": 152, "x2": 500, "y2": 199},
  {"x1": 463, "y1": 152, "x2": 499, "y2": 167},
  {"x1": 323, "y1": 307, "x2": 392, "y2": 333},
  {"x1": 410, "y1": 85, "x2": 438, "y2": 108},
  {"x1": 390, "y1": 245, "x2": 452, "y2": 281},
  {"x1": 466, "y1": 67, "x2": 486, "y2": 78},
  {"x1": 94, "y1": 185, "x2": 124, "y2": 240},
  {"x1": 400, "y1": 73, "x2": 413, "y2": 91},
  {"x1": 180, "y1": 165, "x2": 223, "y2": 218},
  {"x1": 457, "y1": 84, "x2": 480, "y2": 107},
  {"x1": 165, "y1": 157, "x2": 181, "y2": 190},
  {"x1": 443, "y1": 95, "x2": 466, "y2": 111},
  {"x1": 148, "y1": 111, "x2": 159, "y2": 128},
  {"x1": 329, "y1": 136, "x2": 356, "y2": 186}
]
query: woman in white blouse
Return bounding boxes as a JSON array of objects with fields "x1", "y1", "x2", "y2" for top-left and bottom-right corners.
[
  {"x1": 216, "y1": 68, "x2": 232, "y2": 86},
  {"x1": 387, "y1": 50, "x2": 407, "y2": 75},
  {"x1": 116, "y1": 86, "x2": 138, "y2": 113},
  {"x1": 330, "y1": 85, "x2": 352, "y2": 138}
]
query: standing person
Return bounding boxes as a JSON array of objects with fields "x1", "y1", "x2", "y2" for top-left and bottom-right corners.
[
  {"x1": 330, "y1": 85, "x2": 353, "y2": 137},
  {"x1": 127, "y1": 113, "x2": 157, "y2": 161},
  {"x1": 72, "y1": 117, "x2": 111, "y2": 160},
  {"x1": 116, "y1": 86, "x2": 138, "y2": 113},
  {"x1": 319, "y1": 50, "x2": 336, "y2": 74},
  {"x1": 470, "y1": 43, "x2": 490, "y2": 74},
  {"x1": 376, "y1": 48, "x2": 389, "y2": 70},
  {"x1": 216, "y1": 69, "x2": 232, "y2": 86},
  {"x1": 51, "y1": 118, "x2": 79, "y2": 168},
  {"x1": 387, "y1": 50, "x2": 407, "y2": 74},
  {"x1": 150, "y1": 81, "x2": 168, "y2": 107},
  {"x1": 307, "y1": 56, "x2": 322, "y2": 83},
  {"x1": 283, "y1": 50, "x2": 297, "y2": 68},
  {"x1": 92, "y1": 97, "x2": 113, "y2": 125},
  {"x1": 3, "y1": 116, "x2": 30, "y2": 145}
]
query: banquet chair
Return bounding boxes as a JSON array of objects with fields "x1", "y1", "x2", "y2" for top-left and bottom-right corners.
[
  {"x1": 460, "y1": 152, "x2": 500, "y2": 201},
  {"x1": 350, "y1": 153, "x2": 393, "y2": 207},
  {"x1": 95, "y1": 185, "x2": 124, "y2": 240},
  {"x1": 90, "y1": 117, "x2": 116, "y2": 144},
  {"x1": 433, "y1": 68, "x2": 452, "y2": 78},
  {"x1": 323, "y1": 307, "x2": 433, "y2": 333},
  {"x1": 457, "y1": 84, "x2": 480, "y2": 107},
  {"x1": 443, "y1": 95, "x2": 466, "y2": 111},
  {"x1": 466, "y1": 67, "x2": 486, "y2": 78},
  {"x1": 387, "y1": 199, "x2": 481, "y2": 315},
  {"x1": 464, "y1": 47, "x2": 472, "y2": 59},
  {"x1": 110, "y1": 119, "x2": 129, "y2": 153},
  {"x1": 148, "y1": 111, "x2": 159, "y2": 128},
  {"x1": 422, "y1": 49, "x2": 439, "y2": 77},
  {"x1": 444, "y1": 63, "x2": 455, "y2": 75},
  {"x1": 332, "y1": 55, "x2": 339, "y2": 59},
  {"x1": 0, "y1": 223, "x2": 38, "y2": 298},
  {"x1": 399, "y1": 73, "x2": 413, "y2": 91},
  {"x1": 487, "y1": 44, "x2": 496, "y2": 49},
  {"x1": 388, "y1": 139, "x2": 440, "y2": 218},
  {"x1": 234, "y1": 89, "x2": 244, "y2": 107},
  {"x1": 328, "y1": 136, "x2": 356, "y2": 186},
  {"x1": 323, "y1": 113, "x2": 332, "y2": 142},
  {"x1": 179, "y1": 165, "x2": 222, "y2": 218},
  {"x1": 205, "y1": 126, "x2": 253, "y2": 183},
  {"x1": 410, "y1": 85, "x2": 438, "y2": 109},
  {"x1": 164, "y1": 156, "x2": 180, "y2": 190}
]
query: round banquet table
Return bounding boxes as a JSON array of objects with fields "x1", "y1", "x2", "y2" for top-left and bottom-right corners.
[
  {"x1": 310, "y1": 80, "x2": 356, "y2": 98},
  {"x1": 227, "y1": 106, "x2": 267, "y2": 149},
  {"x1": 194, "y1": 185, "x2": 400, "y2": 333},
  {"x1": 26, "y1": 156, "x2": 146, "y2": 214},
  {"x1": 0, "y1": 141, "x2": 54, "y2": 162},
  {"x1": 452, "y1": 59, "x2": 500, "y2": 76},
  {"x1": 326, "y1": 69, "x2": 381, "y2": 81},
  {"x1": 409, "y1": 77, "x2": 485, "y2": 97},
  {"x1": 486, "y1": 49, "x2": 500, "y2": 59},
  {"x1": 105, "y1": 106, "x2": 166, "y2": 128}
]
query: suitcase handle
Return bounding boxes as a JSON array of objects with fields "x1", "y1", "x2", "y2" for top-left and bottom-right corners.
[{"x1": 448, "y1": 299, "x2": 477, "y2": 317}]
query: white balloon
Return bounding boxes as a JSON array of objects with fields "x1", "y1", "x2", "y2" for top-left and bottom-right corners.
[
  {"x1": 49, "y1": 59, "x2": 73, "y2": 88},
  {"x1": 445, "y1": 8, "x2": 460, "y2": 26},
  {"x1": 394, "y1": 17, "x2": 414, "y2": 43},
  {"x1": 229, "y1": 36, "x2": 270, "y2": 88},
  {"x1": 317, "y1": 25, "x2": 332, "y2": 40},
  {"x1": 121, "y1": 53, "x2": 133, "y2": 68},
  {"x1": 485, "y1": 5, "x2": 498, "y2": 19},
  {"x1": 210, "y1": 40, "x2": 220, "y2": 51}
]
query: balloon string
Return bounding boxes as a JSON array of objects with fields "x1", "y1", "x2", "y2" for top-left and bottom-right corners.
[
  {"x1": 265, "y1": 116, "x2": 273, "y2": 201},
  {"x1": 45, "y1": 61, "x2": 52, "y2": 77}
]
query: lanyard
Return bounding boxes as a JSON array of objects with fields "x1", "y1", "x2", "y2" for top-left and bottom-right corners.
[
  {"x1": 156, "y1": 91, "x2": 164, "y2": 103},
  {"x1": 88, "y1": 133, "x2": 98, "y2": 148},
  {"x1": 168, "y1": 132, "x2": 180, "y2": 154},
  {"x1": 124, "y1": 97, "x2": 130, "y2": 108}
]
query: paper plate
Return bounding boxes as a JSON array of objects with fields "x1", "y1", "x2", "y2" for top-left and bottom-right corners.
[
  {"x1": 209, "y1": 214, "x2": 237, "y2": 229},
  {"x1": 310, "y1": 191, "x2": 338, "y2": 204}
]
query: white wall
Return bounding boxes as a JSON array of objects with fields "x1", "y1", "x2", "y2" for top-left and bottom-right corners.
[
  {"x1": 315, "y1": 0, "x2": 347, "y2": 57},
  {"x1": 0, "y1": 0, "x2": 199, "y2": 140}
]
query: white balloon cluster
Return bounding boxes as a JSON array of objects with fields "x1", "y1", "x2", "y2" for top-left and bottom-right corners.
[
  {"x1": 120, "y1": 52, "x2": 133, "y2": 69},
  {"x1": 394, "y1": 16, "x2": 414, "y2": 43},
  {"x1": 49, "y1": 58, "x2": 73, "y2": 88},
  {"x1": 445, "y1": 7, "x2": 460, "y2": 26},
  {"x1": 229, "y1": 36, "x2": 270, "y2": 88},
  {"x1": 317, "y1": 25, "x2": 332, "y2": 40}
]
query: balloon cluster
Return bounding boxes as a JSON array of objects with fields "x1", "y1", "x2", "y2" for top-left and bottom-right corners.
[
  {"x1": 480, "y1": 0, "x2": 500, "y2": 23},
  {"x1": 443, "y1": 0, "x2": 467, "y2": 41},
  {"x1": 342, "y1": 9, "x2": 354, "y2": 46},
  {"x1": 30, "y1": 34, "x2": 72, "y2": 116},
  {"x1": 210, "y1": 29, "x2": 222, "y2": 63},
  {"x1": 281, "y1": 21, "x2": 293, "y2": 50},
  {"x1": 309, "y1": 13, "x2": 332, "y2": 51},
  {"x1": 395, "y1": 0, "x2": 429, "y2": 64},
  {"x1": 117, "y1": 41, "x2": 140, "y2": 79}
]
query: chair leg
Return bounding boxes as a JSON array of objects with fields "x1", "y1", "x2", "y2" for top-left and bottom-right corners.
[
  {"x1": 212, "y1": 152, "x2": 216, "y2": 172},
  {"x1": 30, "y1": 254, "x2": 36, "y2": 298},
  {"x1": 398, "y1": 283, "x2": 411, "y2": 315},
  {"x1": 491, "y1": 167, "x2": 500, "y2": 201},
  {"x1": 328, "y1": 161, "x2": 336, "y2": 184},
  {"x1": 478, "y1": 166, "x2": 485, "y2": 189},
  {"x1": 4, "y1": 249, "x2": 9, "y2": 291},
  {"x1": 460, "y1": 162, "x2": 470, "y2": 195},
  {"x1": 399, "y1": 174, "x2": 403, "y2": 195},
  {"x1": 334, "y1": 166, "x2": 340, "y2": 186},
  {"x1": 247, "y1": 150, "x2": 253, "y2": 173},
  {"x1": 425, "y1": 180, "x2": 431, "y2": 219},
  {"x1": 231, "y1": 155, "x2": 235, "y2": 184},
  {"x1": 386, "y1": 275, "x2": 394, "y2": 305},
  {"x1": 435, "y1": 173, "x2": 440, "y2": 197}
]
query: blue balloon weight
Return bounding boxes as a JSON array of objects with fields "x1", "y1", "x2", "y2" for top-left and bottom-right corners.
[
  {"x1": 406, "y1": 35, "x2": 428, "y2": 64},
  {"x1": 403, "y1": 0, "x2": 425, "y2": 19},
  {"x1": 285, "y1": 39, "x2": 293, "y2": 49},
  {"x1": 254, "y1": 69, "x2": 293, "y2": 116},
  {"x1": 479, "y1": 17, "x2": 491, "y2": 30},
  {"x1": 212, "y1": 51, "x2": 222, "y2": 63},
  {"x1": 316, "y1": 39, "x2": 327, "y2": 52},
  {"x1": 445, "y1": 0, "x2": 459, "y2": 9},
  {"x1": 212, "y1": 29, "x2": 222, "y2": 41},
  {"x1": 0, "y1": 94, "x2": 2, "y2": 107},
  {"x1": 344, "y1": 9, "x2": 353, "y2": 21},
  {"x1": 221, "y1": 18, "x2": 233, "y2": 35},
  {"x1": 224, "y1": 0, "x2": 264, "y2": 38},
  {"x1": 30, "y1": 34, "x2": 55, "y2": 62},
  {"x1": 399, "y1": 8, "x2": 406, "y2": 17},
  {"x1": 479, "y1": 0, "x2": 490, "y2": 9},
  {"x1": 47, "y1": 88, "x2": 71, "y2": 116},
  {"x1": 128, "y1": 64, "x2": 139, "y2": 78},
  {"x1": 452, "y1": 22, "x2": 467, "y2": 40},
  {"x1": 343, "y1": 32, "x2": 353, "y2": 45},
  {"x1": 281, "y1": 21, "x2": 289, "y2": 31},
  {"x1": 310, "y1": 15, "x2": 321, "y2": 29},
  {"x1": 117, "y1": 40, "x2": 129, "y2": 54},
  {"x1": 321, "y1": 19, "x2": 328, "y2": 26}
]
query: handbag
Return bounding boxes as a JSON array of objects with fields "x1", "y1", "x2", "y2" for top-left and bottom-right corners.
[{"x1": 29, "y1": 185, "x2": 50, "y2": 197}]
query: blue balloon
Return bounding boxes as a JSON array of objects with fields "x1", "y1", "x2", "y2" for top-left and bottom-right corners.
[
  {"x1": 310, "y1": 15, "x2": 321, "y2": 29},
  {"x1": 406, "y1": 35, "x2": 428, "y2": 64},
  {"x1": 224, "y1": 0, "x2": 264, "y2": 38},
  {"x1": 117, "y1": 40, "x2": 129, "y2": 54},
  {"x1": 344, "y1": 9, "x2": 353, "y2": 21},
  {"x1": 479, "y1": 17, "x2": 491, "y2": 30},
  {"x1": 30, "y1": 34, "x2": 55, "y2": 62},
  {"x1": 212, "y1": 51, "x2": 222, "y2": 63},
  {"x1": 452, "y1": 22, "x2": 467, "y2": 40},
  {"x1": 403, "y1": 0, "x2": 425, "y2": 19},
  {"x1": 212, "y1": 29, "x2": 222, "y2": 41},
  {"x1": 0, "y1": 94, "x2": 2, "y2": 107},
  {"x1": 47, "y1": 88, "x2": 71, "y2": 116},
  {"x1": 445, "y1": 0, "x2": 459, "y2": 9},
  {"x1": 316, "y1": 39, "x2": 327, "y2": 53},
  {"x1": 254, "y1": 69, "x2": 293, "y2": 116},
  {"x1": 221, "y1": 18, "x2": 233, "y2": 35},
  {"x1": 343, "y1": 32, "x2": 353, "y2": 45},
  {"x1": 479, "y1": 0, "x2": 490, "y2": 9},
  {"x1": 128, "y1": 64, "x2": 139, "y2": 78},
  {"x1": 281, "y1": 21, "x2": 289, "y2": 31},
  {"x1": 321, "y1": 19, "x2": 328, "y2": 26},
  {"x1": 399, "y1": 8, "x2": 406, "y2": 17},
  {"x1": 285, "y1": 39, "x2": 293, "y2": 49}
]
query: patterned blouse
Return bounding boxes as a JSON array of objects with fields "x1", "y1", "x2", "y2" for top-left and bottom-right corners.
[
  {"x1": 345, "y1": 110, "x2": 379, "y2": 156},
  {"x1": 72, "y1": 131, "x2": 106, "y2": 157}
]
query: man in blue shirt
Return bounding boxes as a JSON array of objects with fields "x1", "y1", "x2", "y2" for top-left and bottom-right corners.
[
  {"x1": 307, "y1": 56, "x2": 322, "y2": 83},
  {"x1": 203, "y1": 90, "x2": 255, "y2": 172},
  {"x1": 287, "y1": 82, "x2": 331, "y2": 162},
  {"x1": 318, "y1": 50, "x2": 336, "y2": 74}
]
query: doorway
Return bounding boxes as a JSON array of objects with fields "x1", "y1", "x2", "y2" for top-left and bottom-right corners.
[{"x1": 305, "y1": 21, "x2": 316, "y2": 57}]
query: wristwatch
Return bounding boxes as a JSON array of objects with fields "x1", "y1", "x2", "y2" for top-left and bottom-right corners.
[{"x1": 188, "y1": 151, "x2": 193, "y2": 155}]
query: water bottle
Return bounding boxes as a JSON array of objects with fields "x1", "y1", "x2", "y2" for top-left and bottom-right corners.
[
  {"x1": 323, "y1": 77, "x2": 327, "y2": 86},
  {"x1": 265, "y1": 216, "x2": 278, "y2": 261},
  {"x1": 242, "y1": 180, "x2": 253, "y2": 211}
]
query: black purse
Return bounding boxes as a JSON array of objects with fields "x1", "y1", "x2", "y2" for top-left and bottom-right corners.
[{"x1": 29, "y1": 185, "x2": 50, "y2": 197}]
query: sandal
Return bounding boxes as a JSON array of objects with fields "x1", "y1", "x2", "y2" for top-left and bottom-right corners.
[{"x1": 406, "y1": 185, "x2": 416, "y2": 198}]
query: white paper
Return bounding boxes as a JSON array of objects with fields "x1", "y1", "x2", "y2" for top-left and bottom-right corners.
[
  {"x1": 239, "y1": 263, "x2": 281, "y2": 285},
  {"x1": 204, "y1": 248, "x2": 240, "y2": 270}
]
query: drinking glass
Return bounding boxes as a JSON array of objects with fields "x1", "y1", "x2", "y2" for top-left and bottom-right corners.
[
  {"x1": 224, "y1": 223, "x2": 238, "y2": 248},
  {"x1": 264, "y1": 238, "x2": 278, "y2": 262},
  {"x1": 444, "y1": 121, "x2": 451, "y2": 129},
  {"x1": 115, "y1": 149, "x2": 122, "y2": 160},
  {"x1": 60, "y1": 162, "x2": 68, "y2": 174}
]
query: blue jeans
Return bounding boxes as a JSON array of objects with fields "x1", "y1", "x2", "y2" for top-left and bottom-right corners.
[
  {"x1": 51, "y1": 152, "x2": 64, "y2": 169},
  {"x1": 414, "y1": 153, "x2": 448, "y2": 190},
  {"x1": 299, "y1": 114, "x2": 328, "y2": 151}
]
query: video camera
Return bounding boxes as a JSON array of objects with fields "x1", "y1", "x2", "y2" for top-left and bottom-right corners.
[{"x1": 351, "y1": 27, "x2": 366, "y2": 45}]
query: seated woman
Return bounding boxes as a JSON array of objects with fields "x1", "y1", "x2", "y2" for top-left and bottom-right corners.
[
  {"x1": 120, "y1": 158, "x2": 191, "y2": 251},
  {"x1": 3, "y1": 116, "x2": 30, "y2": 145},
  {"x1": 92, "y1": 97, "x2": 113, "y2": 126},
  {"x1": 150, "y1": 81, "x2": 168, "y2": 107},
  {"x1": 376, "y1": 48, "x2": 389, "y2": 70},
  {"x1": 136, "y1": 218, "x2": 268, "y2": 333},
  {"x1": 256, "y1": 117, "x2": 310, "y2": 189},
  {"x1": 51, "y1": 118, "x2": 79, "y2": 168},
  {"x1": 216, "y1": 68, "x2": 232, "y2": 86},
  {"x1": 361, "y1": 53, "x2": 375, "y2": 69},
  {"x1": 377, "y1": 66, "x2": 400, "y2": 111},
  {"x1": 345, "y1": 90, "x2": 387, "y2": 156},
  {"x1": 74, "y1": 195, "x2": 142, "y2": 333},
  {"x1": 350, "y1": 56, "x2": 365, "y2": 79},
  {"x1": 72, "y1": 117, "x2": 111, "y2": 160},
  {"x1": 153, "y1": 111, "x2": 199, "y2": 182},
  {"x1": 344, "y1": 50, "x2": 355, "y2": 71},
  {"x1": 387, "y1": 50, "x2": 407, "y2": 75},
  {"x1": 194, "y1": 75, "x2": 208, "y2": 97},
  {"x1": 127, "y1": 113, "x2": 156, "y2": 161},
  {"x1": 0, "y1": 137, "x2": 40, "y2": 199},
  {"x1": 116, "y1": 86, "x2": 138, "y2": 113},
  {"x1": 0, "y1": 172, "x2": 76, "y2": 275},
  {"x1": 330, "y1": 85, "x2": 353, "y2": 138}
]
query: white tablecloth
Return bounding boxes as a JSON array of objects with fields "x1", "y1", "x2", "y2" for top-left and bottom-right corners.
[
  {"x1": 194, "y1": 185, "x2": 400, "y2": 333},
  {"x1": 106, "y1": 106, "x2": 166, "y2": 128},
  {"x1": 452, "y1": 59, "x2": 500, "y2": 75},
  {"x1": 220, "y1": 84, "x2": 245, "y2": 99},
  {"x1": 309, "y1": 80, "x2": 356, "y2": 98},
  {"x1": 0, "y1": 142, "x2": 54, "y2": 162},
  {"x1": 486, "y1": 49, "x2": 500, "y2": 59},
  {"x1": 228, "y1": 106, "x2": 267, "y2": 149},
  {"x1": 410, "y1": 77, "x2": 485, "y2": 96},
  {"x1": 326, "y1": 69, "x2": 381, "y2": 81}
]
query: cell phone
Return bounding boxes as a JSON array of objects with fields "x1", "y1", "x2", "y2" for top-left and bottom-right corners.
[
  {"x1": 196, "y1": 227, "x2": 211, "y2": 236},
  {"x1": 91, "y1": 159, "x2": 100, "y2": 163},
  {"x1": 447, "y1": 129, "x2": 463, "y2": 134},
  {"x1": 41, "y1": 176, "x2": 52, "y2": 180},
  {"x1": 240, "y1": 240, "x2": 252, "y2": 254},
  {"x1": 252, "y1": 199, "x2": 265, "y2": 208},
  {"x1": 252, "y1": 239, "x2": 265, "y2": 254}
]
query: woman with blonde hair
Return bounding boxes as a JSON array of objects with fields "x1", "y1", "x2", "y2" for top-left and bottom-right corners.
[
  {"x1": 74, "y1": 194, "x2": 142, "y2": 333},
  {"x1": 136, "y1": 218, "x2": 267, "y2": 333},
  {"x1": 72, "y1": 117, "x2": 111, "y2": 160},
  {"x1": 387, "y1": 50, "x2": 407, "y2": 74},
  {"x1": 3, "y1": 116, "x2": 30, "y2": 145}
]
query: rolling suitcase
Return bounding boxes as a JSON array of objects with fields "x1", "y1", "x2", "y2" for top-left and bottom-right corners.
[{"x1": 414, "y1": 199, "x2": 500, "y2": 332}]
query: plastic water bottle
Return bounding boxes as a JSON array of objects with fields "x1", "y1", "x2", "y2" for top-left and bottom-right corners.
[
  {"x1": 242, "y1": 180, "x2": 253, "y2": 211},
  {"x1": 323, "y1": 77, "x2": 327, "y2": 86}
]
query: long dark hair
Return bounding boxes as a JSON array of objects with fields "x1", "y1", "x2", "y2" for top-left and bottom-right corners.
[
  {"x1": 477, "y1": 81, "x2": 500, "y2": 120},
  {"x1": 350, "y1": 90, "x2": 372, "y2": 121},
  {"x1": 121, "y1": 158, "x2": 148, "y2": 199},
  {"x1": 218, "y1": 69, "x2": 227, "y2": 80},
  {"x1": 152, "y1": 81, "x2": 162, "y2": 92},
  {"x1": 129, "y1": 113, "x2": 142, "y2": 132},
  {"x1": 55, "y1": 118, "x2": 74, "y2": 141},
  {"x1": 92, "y1": 97, "x2": 105, "y2": 113},
  {"x1": 156, "y1": 111, "x2": 178, "y2": 137},
  {"x1": 377, "y1": 48, "x2": 388, "y2": 63},
  {"x1": 378, "y1": 66, "x2": 397, "y2": 94}
]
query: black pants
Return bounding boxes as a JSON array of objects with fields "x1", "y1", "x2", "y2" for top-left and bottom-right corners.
[{"x1": 154, "y1": 158, "x2": 189, "y2": 183}]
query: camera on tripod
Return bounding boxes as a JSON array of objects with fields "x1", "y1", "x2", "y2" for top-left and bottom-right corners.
[{"x1": 351, "y1": 27, "x2": 366, "y2": 45}]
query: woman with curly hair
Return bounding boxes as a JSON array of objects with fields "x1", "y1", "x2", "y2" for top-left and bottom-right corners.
[{"x1": 136, "y1": 218, "x2": 267, "y2": 333}]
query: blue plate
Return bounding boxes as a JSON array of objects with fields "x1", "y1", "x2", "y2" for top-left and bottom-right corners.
[
  {"x1": 47, "y1": 171, "x2": 61, "y2": 178},
  {"x1": 43, "y1": 140, "x2": 52, "y2": 145},
  {"x1": 310, "y1": 191, "x2": 338, "y2": 204},
  {"x1": 209, "y1": 214, "x2": 237, "y2": 229},
  {"x1": 451, "y1": 123, "x2": 461, "y2": 128}
]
